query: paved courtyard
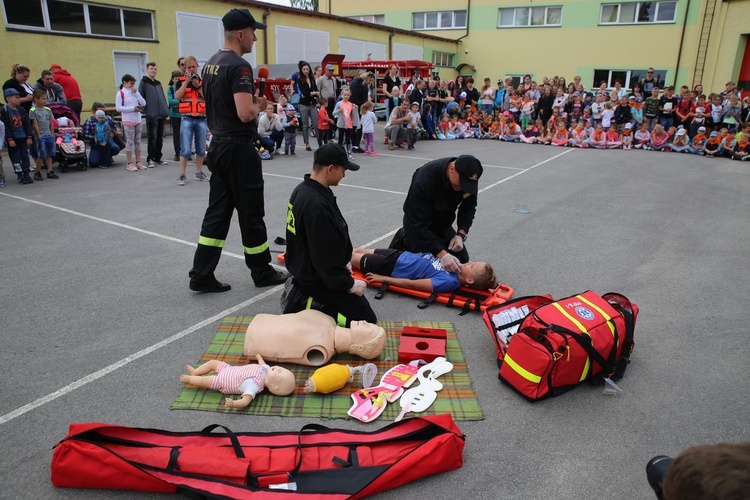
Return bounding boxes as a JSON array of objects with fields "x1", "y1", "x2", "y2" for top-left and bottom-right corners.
[{"x1": 1, "y1": 129, "x2": 748, "y2": 499}]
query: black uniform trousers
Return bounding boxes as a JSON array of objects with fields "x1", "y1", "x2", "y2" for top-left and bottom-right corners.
[
  {"x1": 190, "y1": 136, "x2": 272, "y2": 280},
  {"x1": 296, "y1": 280, "x2": 377, "y2": 327},
  {"x1": 390, "y1": 226, "x2": 470, "y2": 263}
]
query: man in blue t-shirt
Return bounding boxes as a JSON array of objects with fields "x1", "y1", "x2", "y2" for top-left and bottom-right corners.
[{"x1": 351, "y1": 248, "x2": 496, "y2": 293}]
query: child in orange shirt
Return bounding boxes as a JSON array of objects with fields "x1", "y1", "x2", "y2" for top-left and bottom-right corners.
[
  {"x1": 550, "y1": 120, "x2": 569, "y2": 146},
  {"x1": 688, "y1": 126, "x2": 707, "y2": 155},
  {"x1": 316, "y1": 96, "x2": 334, "y2": 146},
  {"x1": 585, "y1": 123, "x2": 607, "y2": 148},
  {"x1": 703, "y1": 130, "x2": 722, "y2": 157},
  {"x1": 568, "y1": 121, "x2": 587, "y2": 148}
]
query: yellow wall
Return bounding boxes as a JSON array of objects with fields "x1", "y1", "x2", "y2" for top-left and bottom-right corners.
[
  {"x1": 703, "y1": 0, "x2": 750, "y2": 92},
  {"x1": 0, "y1": 0, "x2": 456, "y2": 119}
]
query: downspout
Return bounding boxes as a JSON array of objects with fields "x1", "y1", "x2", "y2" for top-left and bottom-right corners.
[
  {"x1": 263, "y1": 9, "x2": 271, "y2": 65},
  {"x1": 456, "y1": 0, "x2": 471, "y2": 43},
  {"x1": 388, "y1": 30, "x2": 395, "y2": 60},
  {"x1": 455, "y1": 0, "x2": 471, "y2": 72},
  {"x1": 675, "y1": 0, "x2": 690, "y2": 87}
]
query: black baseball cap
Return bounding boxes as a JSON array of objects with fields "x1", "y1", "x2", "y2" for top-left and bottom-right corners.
[
  {"x1": 222, "y1": 8, "x2": 267, "y2": 31},
  {"x1": 314, "y1": 143, "x2": 360, "y2": 171},
  {"x1": 454, "y1": 155, "x2": 483, "y2": 196}
]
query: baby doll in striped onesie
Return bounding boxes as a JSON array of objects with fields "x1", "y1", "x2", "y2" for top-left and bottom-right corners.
[{"x1": 180, "y1": 354, "x2": 295, "y2": 408}]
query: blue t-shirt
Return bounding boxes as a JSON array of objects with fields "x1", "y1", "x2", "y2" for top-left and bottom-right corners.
[
  {"x1": 392, "y1": 252, "x2": 460, "y2": 293},
  {"x1": 6, "y1": 106, "x2": 26, "y2": 139}
]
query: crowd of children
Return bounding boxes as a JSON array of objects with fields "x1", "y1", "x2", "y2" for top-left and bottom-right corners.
[{"x1": 394, "y1": 77, "x2": 750, "y2": 162}]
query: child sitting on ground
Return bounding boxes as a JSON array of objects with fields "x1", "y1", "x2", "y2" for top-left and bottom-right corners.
[
  {"x1": 633, "y1": 122, "x2": 651, "y2": 149},
  {"x1": 437, "y1": 113, "x2": 455, "y2": 140},
  {"x1": 351, "y1": 248, "x2": 497, "y2": 294},
  {"x1": 649, "y1": 124, "x2": 670, "y2": 151},
  {"x1": 605, "y1": 125, "x2": 622, "y2": 149},
  {"x1": 668, "y1": 128, "x2": 690, "y2": 152},
  {"x1": 688, "y1": 126, "x2": 708, "y2": 155},
  {"x1": 180, "y1": 354, "x2": 295, "y2": 408},
  {"x1": 586, "y1": 123, "x2": 607, "y2": 149},
  {"x1": 703, "y1": 131, "x2": 722, "y2": 157},
  {"x1": 620, "y1": 123, "x2": 633, "y2": 149},
  {"x1": 550, "y1": 119, "x2": 569, "y2": 146}
]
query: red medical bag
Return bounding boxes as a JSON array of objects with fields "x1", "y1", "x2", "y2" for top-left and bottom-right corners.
[{"x1": 483, "y1": 291, "x2": 637, "y2": 401}]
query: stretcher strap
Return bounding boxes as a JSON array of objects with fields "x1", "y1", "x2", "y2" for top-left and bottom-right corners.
[
  {"x1": 417, "y1": 292, "x2": 439, "y2": 309},
  {"x1": 374, "y1": 281, "x2": 390, "y2": 300}
]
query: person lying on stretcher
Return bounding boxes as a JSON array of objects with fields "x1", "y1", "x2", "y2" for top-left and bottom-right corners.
[{"x1": 351, "y1": 248, "x2": 497, "y2": 293}]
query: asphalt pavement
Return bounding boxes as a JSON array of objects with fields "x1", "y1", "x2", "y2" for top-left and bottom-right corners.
[{"x1": 1, "y1": 127, "x2": 748, "y2": 499}]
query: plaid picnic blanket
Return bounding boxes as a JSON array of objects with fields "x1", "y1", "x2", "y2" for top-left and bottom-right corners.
[{"x1": 171, "y1": 316, "x2": 484, "y2": 421}]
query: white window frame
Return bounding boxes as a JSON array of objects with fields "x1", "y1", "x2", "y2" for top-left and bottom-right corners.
[
  {"x1": 432, "y1": 52, "x2": 455, "y2": 68},
  {"x1": 599, "y1": 2, "x2": 677, "y2": 25},
  {"x1": 592, "y1": 68, "x2": 667, "y2": 89},
  {"x1": 348, "y1": 14, "x2": 385, "y2": 25},
  {"x1": 497, "y1": 6, "x2": 563, "y2": 28},
  {"x1": 412, "y1": 10, "x2": 467, "y2": 31},
  {"x1": 2, "y1": 0, "x2": 155, "y2": 40}
]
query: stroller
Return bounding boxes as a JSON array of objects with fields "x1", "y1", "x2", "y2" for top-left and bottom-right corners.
[
  {"x1": 55, "y1": 123, "x2": 88, "y2": 172},
  {"x1": 51, "y1": 105, "x2": 87, "y2": 172}
]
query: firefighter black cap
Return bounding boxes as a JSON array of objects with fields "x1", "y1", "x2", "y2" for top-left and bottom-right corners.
[
  {"x1": 454, "y1": 155, "x2": 483, "y2": 196},
  {"x1": 222, "y1": 9, "x2": 267, "y2": 31},
  {"x1": 314, "y1": 144, "x2": 360, "y2": 171}
]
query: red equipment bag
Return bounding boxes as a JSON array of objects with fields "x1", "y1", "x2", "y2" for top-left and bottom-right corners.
[
  {"x1": 483, "y1": 291, "x2": 638, "y2": 401},
  {"x1": 51, "y1": 414, "x2": 465, "y2": 499}
]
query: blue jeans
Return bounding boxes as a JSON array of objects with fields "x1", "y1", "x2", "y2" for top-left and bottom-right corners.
[
  {"x1": 659, "y1": 116, "x2": 674, "y2": 130},
  {"x1": 37, "y1": 134, "x2": 56, "y2": 158},
  {"x1": 89, "y1": 142, "x2": 120, "y2": 167},
  {"x1": 180, "y1": 116, "x2": 207, "y2": 158}
]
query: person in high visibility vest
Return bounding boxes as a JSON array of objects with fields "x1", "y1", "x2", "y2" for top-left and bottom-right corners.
[{"x1": 173, "y1": 56, "x2": 208, "y2": 186}]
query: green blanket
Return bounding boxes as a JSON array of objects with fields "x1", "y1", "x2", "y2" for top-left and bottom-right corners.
[{"x1": 171, "y1": 316, "x2": 484, "y2": 421}]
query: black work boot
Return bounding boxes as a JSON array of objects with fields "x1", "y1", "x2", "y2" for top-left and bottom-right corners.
[
  {"x1": 189, "y1": 273, "x2": 231, "y2": 293},
  {"x1": 252, "y1": 266, "x2": 289, "y2": 287}
]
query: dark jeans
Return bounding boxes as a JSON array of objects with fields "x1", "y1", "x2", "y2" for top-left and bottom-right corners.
[
  {"x1": 170, "y1": 116, "x2": 181, "y2": 157},
  {"x1": 67, "y1": 99, "x2": 83, "y2": 122},
  {"x1": 390, "y1": 226, "x2": 470, "y2": 263},
  {"x1": 145, "y1": 117, "x2": 165, "y2": 161},
  {"x1": 260, "y1": 130, "x2": 284, "y2": 152},
  {"x1": 89, "y1": 142, "x2": 120, "y2": 167}
]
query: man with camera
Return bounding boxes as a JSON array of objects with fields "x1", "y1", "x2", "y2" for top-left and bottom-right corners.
[
  {"x1": 187, "y1": 8, "x2": 287, "y2": 293},
  {"x1": 174, "y1": 56, "x2": 209, "y2": 186}
]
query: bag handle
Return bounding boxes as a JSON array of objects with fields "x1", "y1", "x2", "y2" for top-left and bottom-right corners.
[
  {"x1": 549, "y1": 324, "x2": 618, "y2": 377},
  {"x1": 200, "y1": 424, "x2": 245, "y2": 459}
]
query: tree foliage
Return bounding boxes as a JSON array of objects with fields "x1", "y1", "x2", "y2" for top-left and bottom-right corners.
[{"x1": 289, "y1": 0, "x2": 319, "y2": 11}]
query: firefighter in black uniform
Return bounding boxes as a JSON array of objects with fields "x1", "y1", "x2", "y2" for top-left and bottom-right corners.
[
  {"x1": 282, "y1": 143, "x2": 377, "y2": 326},
  {"x1": 390, "y1": 155, "x2": 484, "y2": 274},
  {"x1": 188, "y1": 8, "x2": 287, "y2": 292}
]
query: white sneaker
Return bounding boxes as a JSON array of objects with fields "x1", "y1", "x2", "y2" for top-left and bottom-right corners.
[{"x1": 178, "y1": 174, "x2": 187, "y2": 186}]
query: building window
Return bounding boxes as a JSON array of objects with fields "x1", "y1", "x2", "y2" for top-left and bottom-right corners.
[
  {"x1": 593, "y1": 68, "x2": 667, "y2": 89},
  {"x1": 412, "y1": 10, "x2": 467, "y2": 30},
  {"x1": 349, "y1": 14, "x2": 385, "y2": 25},
  {"x1": 2, "y1": 0, "x2": 155, "y2": 39},
  {"x1": 599, "y1": 2, "x2": 677, "y2": 25},
  {"x1": 432, "y1": 52, "x2": 455, "y2": 67},
  {"x1": 498, "y1": 6, "x2": 562, "y2": 28}
]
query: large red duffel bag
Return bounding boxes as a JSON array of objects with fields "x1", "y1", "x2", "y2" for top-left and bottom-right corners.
[
  {"x1": 51, "y1": 414, "x2": 465, "y2": 499},
  {"x1": 483, "y1": 291, "x2": 637, "y2": 401}
]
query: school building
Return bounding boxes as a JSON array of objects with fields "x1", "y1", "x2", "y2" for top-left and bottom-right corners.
[
  {"x1": 323, "y1": 0, "x2": 750, "y2": 95},
  {"x1": 0, "y1": 0, "x2": 457, "y2": 117}
]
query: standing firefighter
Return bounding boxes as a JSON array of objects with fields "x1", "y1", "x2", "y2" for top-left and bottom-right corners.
[{"x1": 188, "y1": 8, "x2": 287, "y2": 292}]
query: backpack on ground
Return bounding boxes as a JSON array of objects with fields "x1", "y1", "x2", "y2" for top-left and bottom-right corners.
[
  {"x1": 483, "y1": 291, "x2": 637, "y2": 401},
  {"x1": 51, "y1": 414, "x2": 465, "y2": 498}
]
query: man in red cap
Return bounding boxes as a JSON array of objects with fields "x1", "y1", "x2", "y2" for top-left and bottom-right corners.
[
  {"x1": 390, "y1": 155, "x2": 483, "y2": 273},
  {"x1": 50, "y1": 64, "x2": 82, "y2": 120}
]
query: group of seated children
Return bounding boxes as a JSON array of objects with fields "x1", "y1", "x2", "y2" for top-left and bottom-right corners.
[{"x1": 427, "y1": 104, "x2": 749, "y2": 161}]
